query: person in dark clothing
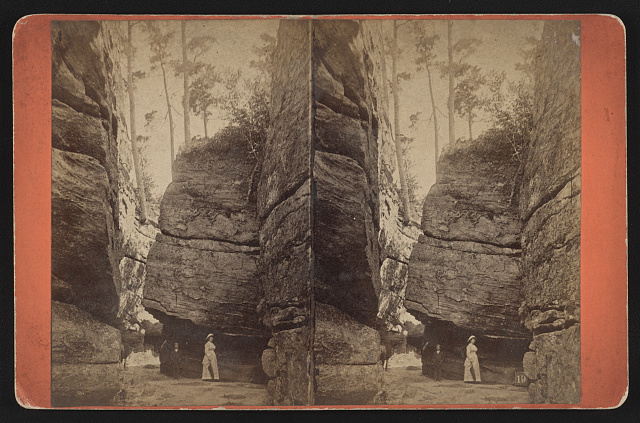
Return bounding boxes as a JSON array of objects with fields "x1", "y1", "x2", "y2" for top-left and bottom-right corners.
[
  {"x1": 432, "y1": 344, "x2": 444, "y2": 381},
  {"x1": 159, "y1": 340, "x2": 170, "y2": 375},
  {"x1": 420, "y1": 341, "x2": 430, "y2": 376},
  {"x1": 169, "y1": 342, "x2": 183, "y2": 380}
]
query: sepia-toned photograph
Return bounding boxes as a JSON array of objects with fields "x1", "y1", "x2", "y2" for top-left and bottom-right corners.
[{"x1": 49, "y1": 17, "x2": 581, "y2": 407}]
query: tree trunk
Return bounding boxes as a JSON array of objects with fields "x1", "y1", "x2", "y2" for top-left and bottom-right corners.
[
  {"x1": 203, "y1": 107, "x2": 208, "y2": 139},
  {"x1": 425, "y1": 61, "x2": 439, "y2": 166},
  {"x1": 468, "y1": 110, "x2": 473, "y2": 141},
  {"x1": 181, "y1": 21, "x2": 191, "y2": 146},
  {"x1": 392, "y1": 20, "x2": 412, "y2": 224},
  {"x1": 127, "y1": 22, "x2": 148, "y2": 224},
  {"x1": 159, "y1": 55, "x2": 176, "y2": 178},
  {"x1": 447, "y1": 21, "x2": 456, "y2": 147}
]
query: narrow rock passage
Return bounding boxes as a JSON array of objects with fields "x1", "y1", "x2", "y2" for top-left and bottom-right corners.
[{"x1": 115, "y1": 366, "x2": 268, "y2": 407}]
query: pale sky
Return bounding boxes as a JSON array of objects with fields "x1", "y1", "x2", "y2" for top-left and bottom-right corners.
[
  {"x1": 389, "y1": 19, "x2": 545, "y2": 198},
  {"x1": 119, "y1": 19, "x2": 546, "y2": 200}
]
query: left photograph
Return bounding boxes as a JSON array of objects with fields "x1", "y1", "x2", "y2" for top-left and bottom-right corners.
[{"x1": 51, "y1": 19, "x2": 278, "y2": 407}]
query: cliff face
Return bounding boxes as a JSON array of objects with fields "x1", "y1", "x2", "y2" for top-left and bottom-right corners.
[
  {"x1": 143, "y1": 138, "x2": 269, "y2": 380},
  {"x1": 519, "y1": 21, "x2": 581, "y2": 404},
  {"x1": 406, "y1": 143, "x2": 530, "y2": 362},
  {"x1": 257, "y1": 20, "x2": 418, "y2": 405},
  {"x1": 51, "y1": 21, "x2": 156, "y2": 405}
]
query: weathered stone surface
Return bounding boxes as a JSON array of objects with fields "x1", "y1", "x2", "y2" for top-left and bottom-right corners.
[
  {"x1": 51, "y1": 148, "x2": 118, "y2": 321},
  {"x1": 261, "y1": 348, "x2": 278, "y2": 378},
  {"x1": 260, "y1": 20, "x2": 404, "y2": 404},
  {"x1": 52, "y1": 274, "x2": 76, "y2": 304},
  {"x1": 257, "y1": 19, "x2": 311, "y2": 217},
  {"x1": 159, "y1": 142, "x2": 259, "y2": 245},
  {"x1": 262, "y1": 327, "x2": 312, "y2": 406},
  {"x1": 520, "y1": 21, "x2": 581, "y2": 220},
  {"x1": 422, "y1": 155, "x2": 521, "y2": 248},
  {"x1": 117, "y1": 257, "x2": 146, "y2": 324},
  {"x1": 520, "y1": 173, "x2": 581, "y2": 318},
  {"x1": 314, "y1": 151, "x2": 379, "y2": 326},
  {"x1": 52, "y1": 100, "x2": 110, "y2": 166},
  {"x1": 144, "y1": 233, "x2": 261, "y2": 335},
  {"x1": 314, "y1": 302, "x2": 381, "y2": 366},
  {"x1": 51, "y1": 363, "x2": 122, "y2": 407},
  {"x1": 52, "y1": 301, "x2": 122, "y2": 364},
  {"x1": 259, "y1": 181, "x2": 311, "y2": 313},
  {"x1": 406, "y1": 236, "x2": 526, "y2": 339},
  {"x1": 313, "y1": 303, "x2": 383, "y2": 404},
  {"x1": 51, "y1": 21, "x2": 111, "y2": 122},
  {"x1": 51, "y1": 301, "x2": 122, "y2": 406},
  {"x1": 527, "y1": 324, "x2": 580, "y2": 404},
  {"x1": 377, "y1": 258, "x2": 409, "y2": 322},
  {"x1": 523, "y1": 351, "x2": 537, "y2": 380},
  {"x1": 519, "y1": 21, "x2": 582, "y2": 404},
  {"x1": 52, "y1": 48, "x2": 102, "y2": 118},
  {"x1": 315, "y1": 364, "x2": 383, "y2": 405}
]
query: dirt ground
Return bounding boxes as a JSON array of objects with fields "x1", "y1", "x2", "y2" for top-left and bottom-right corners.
[
  {"x1": 114, "y1": 365, "x2": 268, "y2": 407},
  {"x1": 114, "y1": 365, "x2": 530, "y2": 407},
  {"x1": 374, "y1": 366, "x2": 531, "y2": 405}
]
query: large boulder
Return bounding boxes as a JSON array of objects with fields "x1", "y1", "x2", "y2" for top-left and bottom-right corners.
[
  {"x1": 51, "y1": 301, "x2": 123, "y2": 406},
  {"x1": 406, "y1": 139, "x2": 529, "y2": 359},
  {"x1": 144, "y1": 136, "x2": 268, "y2": 382}
]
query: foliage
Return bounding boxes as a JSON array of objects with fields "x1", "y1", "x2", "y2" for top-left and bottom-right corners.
[
  {"x1": 144, "y1": 21, "x2": 175, "y2": 69},
  {"x1": 218, "y1": 76, "x2": 270, "y2": 161},
  {"x1": 453, "y1": 64, "x2": 486, "y2": 125},
  {"x1": 188, "y1": 64, "x2": 221, "y2": 126},
  {"x1": 412, "y1": 22, "x2": 439, "y2": 71},
  {"x1": 135, "y1": 135, "x2": 162, "y2": 222}
]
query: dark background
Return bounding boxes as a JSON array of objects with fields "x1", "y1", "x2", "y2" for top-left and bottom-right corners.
[{"x1": 3, "y1": 0, "x2": 637, "y2": 422}]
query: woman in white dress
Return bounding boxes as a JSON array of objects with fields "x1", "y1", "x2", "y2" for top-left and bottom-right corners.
[
  {"x1": 463, "y1": 335, "x2": 481, "y2": 383},
  {"x1": 202, "y1": 333, "x2": 220, "y2": 381}
]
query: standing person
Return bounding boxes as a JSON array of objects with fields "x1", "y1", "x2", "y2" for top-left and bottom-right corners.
[
  {"x1": 202, "y1": 333, "x2": 220, "y2": 382},
  {"x1": 464, "y1": 335, "x2": 481, "y2": 383},
  {"x1": 420, "y1": 341, "x2": 430, "y2": 376},
  {"x1": 159, "y1": 340, "x2": 170, "y2": 375},
  {"x1": 432, "y1": 344, "x2": 444, "y2": 381},
  {"x1": 169, "y1": 342, "x2": 183, "y2": 380}
]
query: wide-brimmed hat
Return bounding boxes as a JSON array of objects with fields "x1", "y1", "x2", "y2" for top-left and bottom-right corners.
[
  {"x1": 206, "y1": 333, "x2": 214, "y2": 340},
  {"x1": 467, "y1": 335, "x2": 476, "y2": 342}
]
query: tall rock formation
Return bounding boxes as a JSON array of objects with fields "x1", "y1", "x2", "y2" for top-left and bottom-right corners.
[
  {"x1": 51, "y1": 21, "x2": 157, "y2": 405},
  {"x1": 519, "y1": 21, "x2": 581, "y2": 404},
  {"x1": 257, "y1": 20, "x2": 417, "y2": 405},
  {"x1": 143, "y1": 135, "x2": 269, "y2": 381},
  {"x1": 406, "y1": 139, "x2": 530, "y2": 367}
]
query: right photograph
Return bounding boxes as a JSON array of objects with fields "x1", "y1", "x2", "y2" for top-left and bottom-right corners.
[{"x1": 49, "y1": 16, "x2": 581, "y2": 408}]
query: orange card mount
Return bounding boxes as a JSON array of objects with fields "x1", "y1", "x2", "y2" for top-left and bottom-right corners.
[{"x1": 14, "y1": 14, "x2": 627, "y2": 409}]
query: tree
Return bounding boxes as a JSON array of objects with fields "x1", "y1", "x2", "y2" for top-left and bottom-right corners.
[
  {"x1": 454, "y1": 64, "x2": 486, "y2": 140},
  {"x1": 135, "y1": 135, "x2": 162, "y2": 223},
  {"x1": 390, "y1": 20, "x2": 413, "y2": 224},
  {"x1": 442, "y1": 22, "x2": 482, "y2": 145},
  {"x1": 181, "y1": 22, "x2": 191, "y2": 146},
  {"x1": 217, "y1": 70, "x2": 269, "y2": 161},
  {"x1": 447, "y1": 21, "x2": 455, "y2": 148},
  {"x1": 125, "y1": 21, "x2": 149, "y2": 224},
  {"x1": 144, "y1": 21, "x2": 177, "y2": 178},
  {"x1": 412, "y1": 21, "x2": 441, "y2": 165},
  {"x1": 189, "y1": 64, "x2": 221, "y2": 138},
  {"x1": 176, "y1": 25, "x2": 216, "y2": 143}
]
